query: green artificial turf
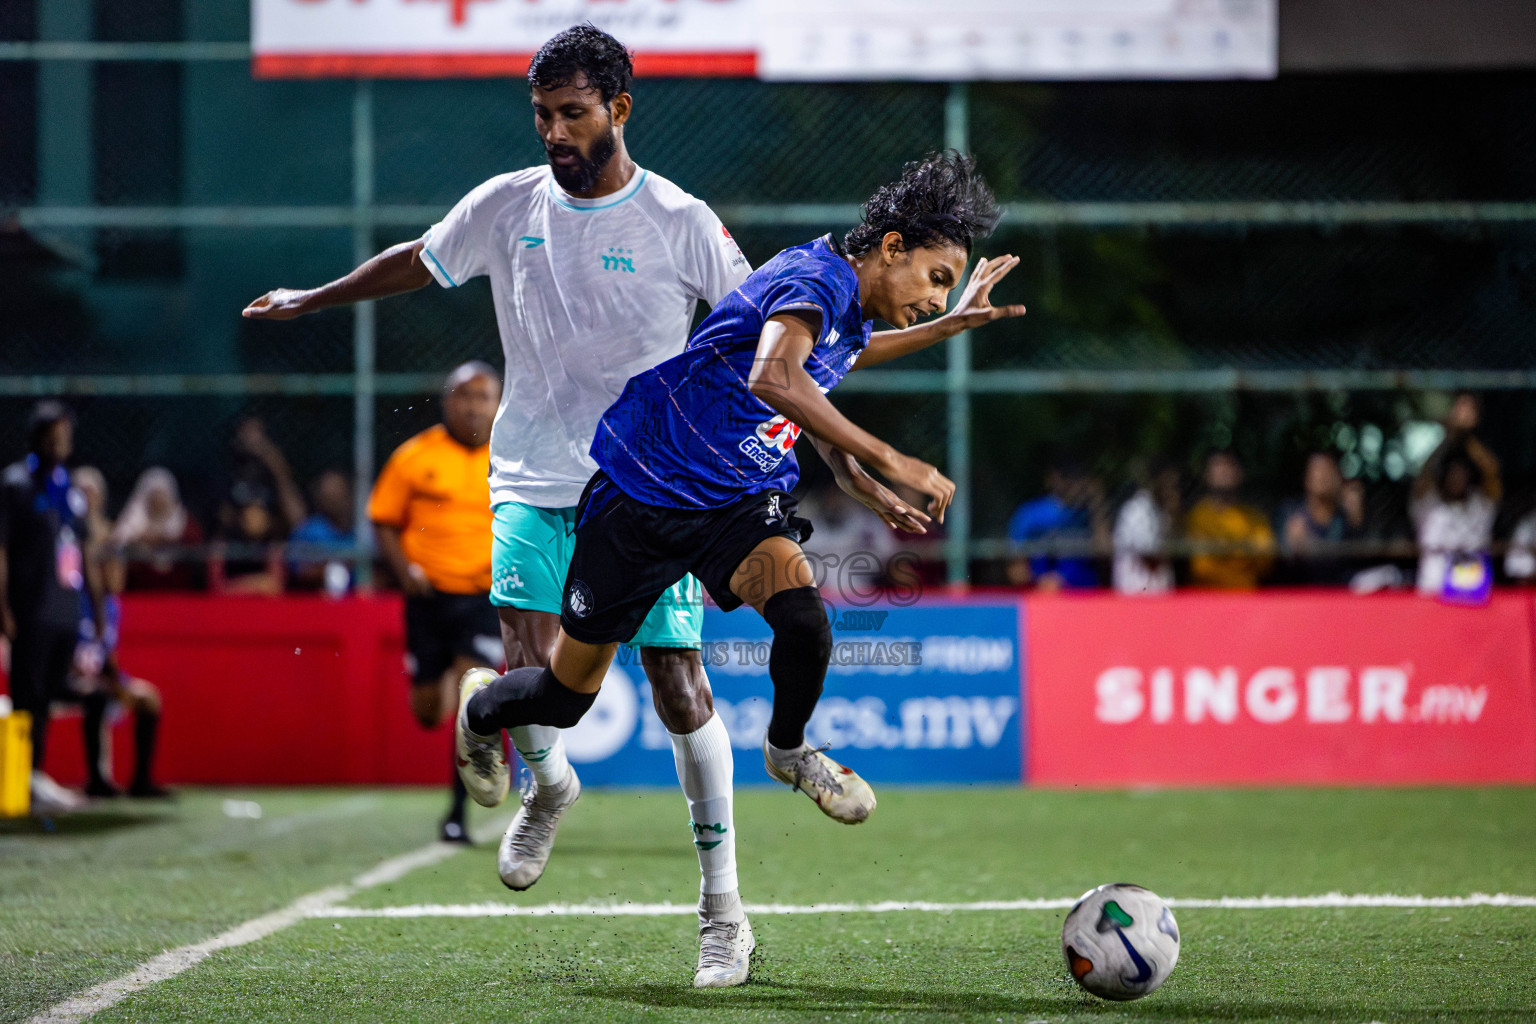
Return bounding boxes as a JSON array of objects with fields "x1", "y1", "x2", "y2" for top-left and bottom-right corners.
[{"x1": 5, "y1": 786, "x2": 1535, "y2": 1023}]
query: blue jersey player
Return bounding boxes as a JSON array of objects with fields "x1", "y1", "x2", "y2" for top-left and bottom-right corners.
[{"x1": 455, "y1": 151, "x2": 1025, "y2": 983}]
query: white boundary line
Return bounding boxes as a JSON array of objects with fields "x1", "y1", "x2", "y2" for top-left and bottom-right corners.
[
  {"x1": 26, "y1": 842, "x2": 465, "y2": 1024},
  {"x1": 313, "y1": 892, "x2": 1536, "y2": 920}
]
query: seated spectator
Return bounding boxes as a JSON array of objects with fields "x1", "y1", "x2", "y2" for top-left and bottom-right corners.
[
  {"x1": 1412, "y1": 396, "x2": 1500, "y2": 597},
  {"x1": 1113, "y1": 459, "x2": 1180, "y2": 595},
  {"x1": 1006, "y1": 458, "x2": 1107, "y2": 590},
  {"x1": 1185, "y1": 450, "x2": 1275, "y2": 589},
  {"x1": 210, "y1": 418, "x2": 303, "y2": 595},
  {"x1": 113, "y1": 467, "x2": 205, "y2": 591},
  {"x1": 1275, "y1": 452, "x2": 1365, "y2": 585},
  {"x1": 67, "y1": 467, "x2": 169, "y2": 798},
  {"x1": 289, "y1": 469, "x2": 359, "y2": 594}
]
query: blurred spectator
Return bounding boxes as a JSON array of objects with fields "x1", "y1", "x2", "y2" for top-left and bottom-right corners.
[
  {"x1": 67, "y1": 467, "x2": 169, "y2": 799},
  {"x1": 1185, "y1": 450, "x2": 1275, "y2": 590},
  {"x1": 114, "y1": 467, "x2": 205, "y2": 591},
  {"x1": 799, "y1": 483, "x2": 900, "y2": 591},
  {"x1": 0, "y1": 401, "x2": 91, "y2": 812},
  {"x1": 1113, "y1": 459, "x2": 1180, "y2": 595},
  {"x1": 1412, "y1": 395, "x2": 1500, "y2": 598},
  {"x1": 1505, "y1": 506, "x2": 1536, "y2": 583},
  {"x1": 1275, "y1": 452, "x2": 1365, "y2": 585},
  {"x1": 210, "y1": 418, "x2": 302, "y2": 595},
  {"x1": 1005, "y1": 458, "x2": 1108, "y2": 590},
  {"x1": 289, "y1": 469, "x2": 359, "y2": 594}
]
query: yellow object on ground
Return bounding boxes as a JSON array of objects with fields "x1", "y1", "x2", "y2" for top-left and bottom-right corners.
[{"x1": 0, "y1": 711, "x2": 31, "y2": 816}]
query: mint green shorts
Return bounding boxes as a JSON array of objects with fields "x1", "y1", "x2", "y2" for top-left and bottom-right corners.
[{"x1": 490, "y1": 501, "x2": 702, "y2": 650}]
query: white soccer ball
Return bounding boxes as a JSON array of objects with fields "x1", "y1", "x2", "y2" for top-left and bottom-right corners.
[{"x1": 1061, "y1": 883, "x2": 1180, "y2": 1001}]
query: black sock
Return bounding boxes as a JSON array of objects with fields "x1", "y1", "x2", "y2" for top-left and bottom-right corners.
[
  {"x1": 132, "y1": 709, "x2": 160, "y2": 789},
  {"x1": 82, "y1": 693, "x2": 109, "y2": 785},
  {"x1": 761, "y1": 587, "x2": 833, "y2": 750},
  {"x1": 449, "y1": 749, "x2": 467, "y2": 820},
  {"x1": 466, "y1": 666, "x2": 598, "y2": 734}
]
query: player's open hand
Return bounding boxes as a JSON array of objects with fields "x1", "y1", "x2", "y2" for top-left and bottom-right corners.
[
  {"x1": 882, "y1": 453, "x2": 955, "y2": 525},
  {"x1": 948, "y1": 255, "x2": 1027, "y2": 330},
  {"x1": 837, "y1": 459, "x2": 933, "y2": 534},
  {"x1": 242, "y1": 288, "x2": 314, "y2": 320}
]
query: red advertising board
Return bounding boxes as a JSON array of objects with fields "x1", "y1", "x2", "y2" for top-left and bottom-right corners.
[{"x1": 1025, "y1": 592, "x2": 1536, "y2": 786}]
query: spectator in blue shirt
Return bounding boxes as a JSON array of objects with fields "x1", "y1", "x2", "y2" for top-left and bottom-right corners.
[
  {"x1": 289, "y1": 469, "x2": 359, "y2": 593},
  {"x1": 1005, "y1": 458, "x2": 1108, "y2": 590}
]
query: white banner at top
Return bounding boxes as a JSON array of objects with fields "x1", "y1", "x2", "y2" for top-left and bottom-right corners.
[
  {"x1": 251, "y1": 0, "x2": 758, "y2": 78},
  {"x1": 757, "y1": 0, "x2": 1277, "y2": 81},
  {"x1": 250, "y1": 0, "x2": 1276, "y2": 80}
]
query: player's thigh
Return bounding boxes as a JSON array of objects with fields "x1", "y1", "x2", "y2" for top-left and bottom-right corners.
[
  {"x1": 497, "y1": 606, "x2": 560, "y2": 670},
  {"x1": 685, "y1": 488, "x2": 816, "y2": 614}
]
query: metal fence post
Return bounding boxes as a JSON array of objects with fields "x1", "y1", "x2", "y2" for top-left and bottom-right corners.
[
  {"x1": 944, "y1": 82, "x2": 972, "y2": 586},
  {"x1": 352, "y1": 79, "x2": 376, "y2": 585}
]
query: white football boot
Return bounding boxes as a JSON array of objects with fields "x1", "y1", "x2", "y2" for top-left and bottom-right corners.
[
  {"x1": 763, "y1": 740, "x2": 876, "y2": 824},
  {"x1": 454, "y1": 668, "x2": 509, "y2": 808},
  {"x1": 694, "y1": 904, "x2": 754, "y2": 988},
  {"x1": 497, "y1": 766, "x2": 580, "y2": 890}
]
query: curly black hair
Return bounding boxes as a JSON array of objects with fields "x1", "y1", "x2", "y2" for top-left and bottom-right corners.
[
  {"x1": 844, "y1": 150, "x2": 1000, "y2": 257},
  {"x1": 527, "y1": 24, "x2": 633, "y2": 105}
]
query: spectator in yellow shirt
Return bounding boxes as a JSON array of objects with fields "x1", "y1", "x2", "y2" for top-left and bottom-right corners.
[
  {"x1": 1185, "y1": 450, "x2": 1275, "y2": 589},
  {"x1": 369, "y1": 361, "x2": 502, "y2": 842}
]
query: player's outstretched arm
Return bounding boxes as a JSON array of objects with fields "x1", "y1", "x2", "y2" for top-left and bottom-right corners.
[
  {"x1": 808, "y1": 436, "x2": 932, "y2": 535},
  {"x1": 751, "y1": 313, "x2": 955, "y2": 523},
  {"x1": 241, "y1": 239, "x2": 434, "y2": 320},
  {"x1": 852, "y1": 254, "x2": 1026, "y2": 370}
]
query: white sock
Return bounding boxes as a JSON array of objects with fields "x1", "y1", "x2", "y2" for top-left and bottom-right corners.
[
  {"x1": 509, "y1": 725, "x2": 570, "y2": 790},
  {"x1": 670, "y1": 712, "x2": 738, "y2": 897}
]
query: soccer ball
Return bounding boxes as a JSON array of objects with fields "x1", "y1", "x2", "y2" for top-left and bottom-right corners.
[{"x1": 1061, "y1": 883, "x2": 1180, "y2": 1001}]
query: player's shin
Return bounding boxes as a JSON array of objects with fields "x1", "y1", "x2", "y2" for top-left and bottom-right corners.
[
  {"x1": 761, "y1": 586, "x2": 831, "y2": 750},
  {"x1": 757, "y1": 586, "x2": 876, "y2": 824},
  {"x1": 509, "y1": 725, "x2": 571, "y2": 789},
  {"x1": 670, "y1": 712, "x2": 739, "y2": 903}
]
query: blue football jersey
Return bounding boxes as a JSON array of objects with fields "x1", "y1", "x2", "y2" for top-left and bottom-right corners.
[{"x1": 590, "y1": 234, "x2": 873, "y2": 509}]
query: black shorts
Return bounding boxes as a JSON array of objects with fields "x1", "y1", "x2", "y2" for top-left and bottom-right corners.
[
  {"x1": 560, "y1": 473, "x2": 813, "y2": 645},
  {"x1": 9, "y1": 619, "x2": 76, "y2": 716},
  {"x1": 404, "y1": 590, "x2": 501, "y2": 686}
]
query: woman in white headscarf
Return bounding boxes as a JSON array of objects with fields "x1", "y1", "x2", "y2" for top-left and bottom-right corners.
[{"x1": 113, "y1": 467, "x2": 204, "y2": 591}]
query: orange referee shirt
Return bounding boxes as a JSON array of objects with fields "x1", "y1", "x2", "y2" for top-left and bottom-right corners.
[{"x1": 368, "y1": 424, "x2": 493, "y2": 595}]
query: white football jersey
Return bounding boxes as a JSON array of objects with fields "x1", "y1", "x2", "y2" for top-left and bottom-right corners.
[{"x1": 420, "y1": 165, "x2": 752, "y2": 508}]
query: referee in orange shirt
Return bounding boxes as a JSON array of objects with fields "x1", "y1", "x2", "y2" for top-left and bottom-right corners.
[{"x1": 370, "y1": 361, "x2": 503, "y2": 842}]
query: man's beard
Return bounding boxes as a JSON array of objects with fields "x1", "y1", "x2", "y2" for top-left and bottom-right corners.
[{"x1": 547, "y1": 127, "x2": 617, "y2": 194}]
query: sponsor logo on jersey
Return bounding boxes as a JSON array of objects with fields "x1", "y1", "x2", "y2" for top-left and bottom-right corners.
[
  {"x1": 518, "y1": 236, "x2": 545, "y2": 248},
  {"x1": 602, "y1": 247, "x2": 635, "y2": 272}
]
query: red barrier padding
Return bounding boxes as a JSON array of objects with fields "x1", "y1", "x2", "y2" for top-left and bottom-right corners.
[
  {"x1": 42, "y1": 594, "x2": 459, "y2": 788},
  {"x1": 1026, "y1": 591, "x2": 1536, "y2": 787}
]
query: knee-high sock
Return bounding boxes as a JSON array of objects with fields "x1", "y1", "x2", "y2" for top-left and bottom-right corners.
[
  {"x1": 466, "y1": 666, "x2": 596, "y2": 734},
  {"x1": 509, "y1": 725, "x2": 571, "y2": 789},
  {"x1": 762, "y1": 586, "x2": 833, "y2": 750},
  {"x1": 82, "y1": 693, "x2": 110, "y2": 785},
  {"x1": 131, "y1": 707, "x2": 159, "y2": 788},
  {"x1": 670, "y1": 713, "x2": 738, "y2": 897}
]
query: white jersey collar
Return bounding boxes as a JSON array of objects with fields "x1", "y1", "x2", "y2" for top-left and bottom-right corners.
[{"x1": 547, "y1": 165, "x2": 649, "y2": 212}]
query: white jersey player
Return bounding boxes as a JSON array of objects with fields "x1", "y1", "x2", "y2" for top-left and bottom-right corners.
[{"x1": 244, "y1": 26, "x2": 757, "y2": 987}]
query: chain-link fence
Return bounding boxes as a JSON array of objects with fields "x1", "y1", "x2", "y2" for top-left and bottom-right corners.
[{"x1": 3, "y1": 12, "x2": 1535, "y2": 593}]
